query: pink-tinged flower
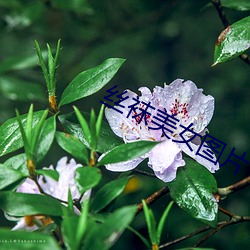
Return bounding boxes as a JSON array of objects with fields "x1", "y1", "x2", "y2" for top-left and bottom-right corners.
[
  {"x1": 103, "y1": 79, "x2": 219, "y2": 182},
  {"x1": 11, "y1": 157, "x2": 90, "y2": 231}
]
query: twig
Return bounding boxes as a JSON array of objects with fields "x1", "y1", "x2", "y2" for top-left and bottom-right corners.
[
  {"x1": 218, "y1": 176, "x2": 250, "y2": 198},
  {"x1": 134, "y1": 169, "x2": 156, "y2": 178},
  {"x1": 33, "y1": 177, "x2": 68, "y2": 204},
  {"x1": 193, "y1": 216, "x2": 250, "y2": 247},
  {"x1": 218, "y1": 206, "x2": 235, "y2": 218},
  {"x1": 136, "y1": 186, "x2": 169, "y2": 215},
  {"x1": 211, "y1": 0, "x2": 230, "y2": 27},
  {"x1": 211, "y1": 0, "x2": 250, "y2": 66},
  {"x1": 160, "y1": 216, "x2": 250, "y2": 249},
  {"x1": 159, "y1": 224, "x2": 212, "y2": 249}
]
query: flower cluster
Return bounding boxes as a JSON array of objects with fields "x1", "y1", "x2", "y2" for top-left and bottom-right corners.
[
  {"x1": 11, "y1": 157, "x2": 89, "y2": 231},
  {"x1": 103, "y1": 79, "x2": 219, "y2": 182}
]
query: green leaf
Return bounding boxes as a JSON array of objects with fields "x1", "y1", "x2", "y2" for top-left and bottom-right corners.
[
  {"x1": 76, "y1": 201, "x2": 89, "y2": 248},
  {"x1": 83, "y1": 205, "x2": 137, "y2": 250},
  {"x1": 75, "y1": 167, "x2": 102, "y2": 194},
  {"x1": 59, "y1": 58, "x2": 125, "y2": 106},
  {"x1": 36, "y1": 169, "x2": 59, "y2": 181},
  {"x1": 168, "y1": 159, "x2": 218, "y2": 227},
  {"x1": 52, "y1": 0, "x2": 93, "y2": 14},
  {"x1": 4, "y1": 154, "x2": 28, "y2": 175},
  {"x1": 157, "y1": 201, "x2": 174, "y2": 244},
  {"x1": 62, "y1": 201, "x2": 89, "y2": 250},
  {"x1": 0, "y1": 0, "x2": 21, "y2": 8},
  {"x1": 25, "y1": 104, "x2": 34, "y2": 143},
  {"x1": 0, "y1": 76, "x2": 46, "y2": 102},
  {"x1": 15, "y1": 109, "x2": 30, "y2": 158},
  {"x1": 35, "y1": 40, "x2": 50, "y2": 91},
  {"x1": 56, "y1": 131, "x2": 89, "y2": 165},
  {"x1": 45, "y1": 40, "x2": 61, "y2": 96},
  {"x1": 91, "y1": 176, "x2": 132, "y2": 213},
  {"x1": 62, "y1": 215, "x2": 80, "y2": 250},
  {"x1": 36, "y1": 116, "x2": 56, "y2": 162},
  {"x1": 73, "y1": 106, "x2": 91, "y2": 147},
  {"x1": 96, "y1": 104, "x2": 105, "y2": 140},
  {"x1": 127, "y1": 226, "x2": 151, "y2": 248},
  {"x1": 89, "y1": 109, "x2": 97, "y2": 150},
  {"x1": 0, "y1": 164, "x2": 27, "y2": 190},
  {"x1": 0, "y1": 192, "x2": 65, "y2": 216},
  {"x1": 59, "y1": 112, "x2": 123, "y2": 153},
  {"x1": 97, "y1": 141, "x2": 158, "y2": 166},
  {"x1": 213, "y1": 16, "x2": 250, "y2": 65},
  {"x1": 0, "y1": 228, "x2": 60, "y2": 250},
  {"x1": 142, "y1": 200, "x2": 157, "y2": 245},
  {"x1": 0, "y1": 111, "x2": 44, "y2": 157},
  {"x1": 30, "y1": 109, "x2": 48, "y2": 158},
  {"x1": 0, "y1": 51, "x2": 47, "y2": 74},
  {"x1": 221, "y1": 0, "x2": 250, "y2": 11},
  {"x1": 67, "y1": 188, "x2": 74, "y2": 212}
]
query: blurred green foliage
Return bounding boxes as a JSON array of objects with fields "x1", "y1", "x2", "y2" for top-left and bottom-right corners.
[{"x1": 0, "y1": 0, "x2": 249, "y2": 249}]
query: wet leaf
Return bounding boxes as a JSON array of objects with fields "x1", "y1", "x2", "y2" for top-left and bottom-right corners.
[
  {"x1": 168, "y1": 159, "x2": 218, "y2": 227},
  {"x1": 213, "y1": 16, "x2": 250, "y2": 65},
  {"x1": 91, "y1": 176, "x2": 132, "y2": 213},
  {"x1": 56, "y1": 131, "x2": 89, "y2": 165},
  {"x1": 37, "y1": 116, "x2": 56, "y2": 162},
  {"x1": 83, "y1": 205, "x2": 137, "y2": 250},
  {"x1": 59, "y1": 58, "x2": 125, "y2": 106},
  {"x1": 221, "y1": 0, "x2": 250, "y2": 11},
  {"x1": 4, "y1": 153, "x2": 28, "y2": 175},
  {"x1": 59, "y1": 112, "x2": 123, "y2": 153},
  {"x1": 97, "y1": 141, "x2": 158, "y2": 166},
  {"x1": 75, "y1": 167, "x2": 102, "y2": 194},
  {"x1": 0, "y1": 111, "x2": 44, "y2": 157},
  {"x1": 0, "y1": 164, "x2": 27, "y2": 190},
  {"x1": 36, "y1": 169, "x2": 59, "y2": 181},
  {"x1": 0, "y1": 192, "x2": 65, "y2": 216}
]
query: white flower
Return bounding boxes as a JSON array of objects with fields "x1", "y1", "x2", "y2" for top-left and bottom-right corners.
[
  {"x1": 103, "y1": 79, "x2": 219, "y2": 182},
  {"x1": 12, "y1": 157, "x2": 90, "y2": 231}
]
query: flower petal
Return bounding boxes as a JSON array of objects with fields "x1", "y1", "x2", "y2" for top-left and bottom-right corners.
[
  {"x1": 12, "y1": 218, "x2": 38, "y2": 231},
  {"x1": 39, "y1": 157, "x2": 82, "y2": 201},
  {"x1": 105, "y1": 89, "x2": 161, "y2": 142},
  {"x1": 16, "y1": 178, "x2": 40, "y2": 194},
  {"x1": 105, "y1": 156, "x2": 146, "y2": 172},
  {"x1": 179, "y1": 142, "x2": 219, "y2": 173},
  {"x1": 153, "y1": 79, "x2": 214, "y2": 133},
  {"x1": 148, "y1": 140, "x2": 185, "y2": 182}
]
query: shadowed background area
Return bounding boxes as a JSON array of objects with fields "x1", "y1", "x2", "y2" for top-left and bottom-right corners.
[{"x1": 0, "y1": 0, "x2": 249, "y2": 249}]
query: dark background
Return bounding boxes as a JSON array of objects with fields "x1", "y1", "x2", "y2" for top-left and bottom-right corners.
[{"x1": 0, "y1": 0, "x2": 249, "y2": 249}]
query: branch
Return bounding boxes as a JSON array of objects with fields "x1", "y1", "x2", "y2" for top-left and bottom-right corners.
[
  {"x1": 159, "y1": 216, "x2": 250, "y2": 249},
  {"x1": 136, "y1": 186, "x2": 169, "y2": 215},
  {"x1": 159, "y1": 224, "x2": 212, "y2": 249},
  {"x1": 193, "y1": 216, "x2": 250, "y2": 247},
  {"x1": 211, "y1": 0, "x2": 250, "y2": 66},
  {"x1": 218, "y1": 176, "x2": 250, "y2": 198},
  {"x1": 134, "y1": 169, "x2": 156, "y2": 178}
]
